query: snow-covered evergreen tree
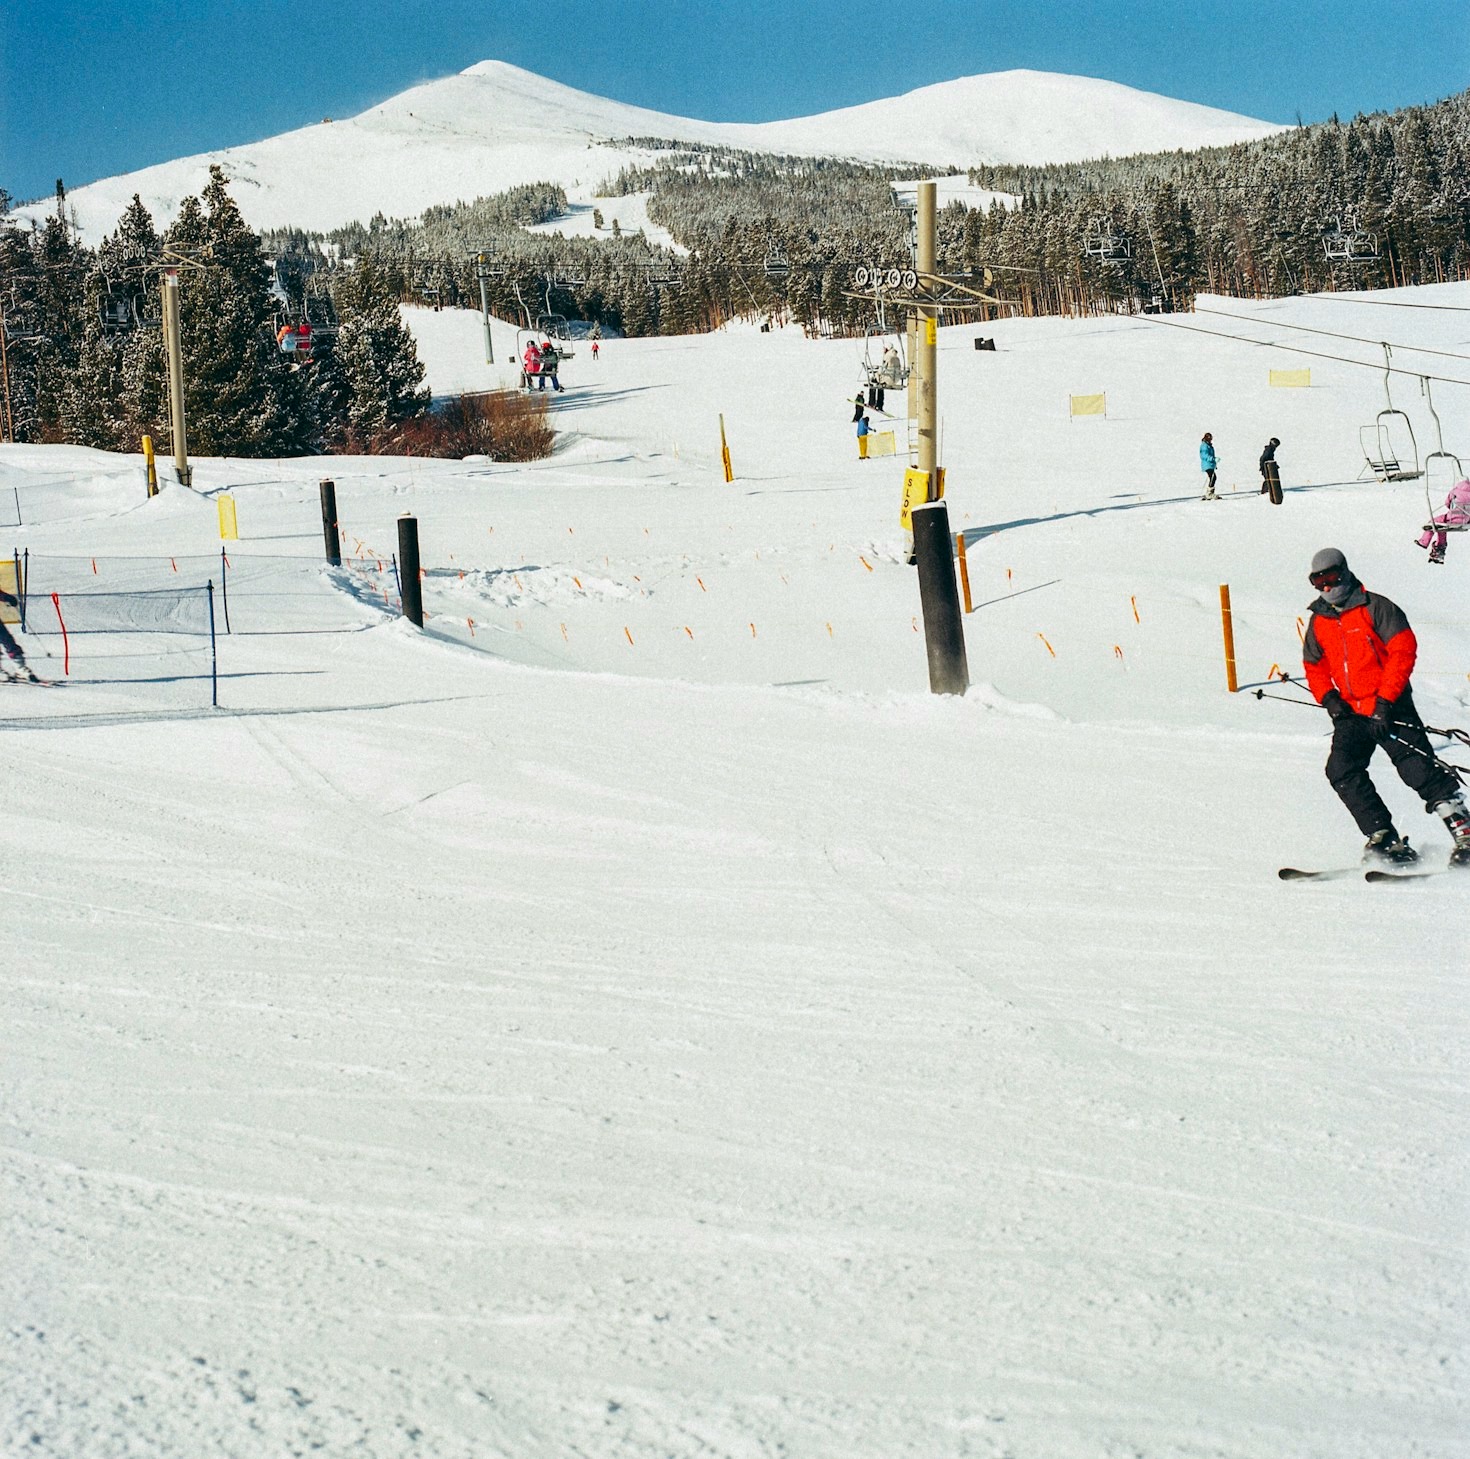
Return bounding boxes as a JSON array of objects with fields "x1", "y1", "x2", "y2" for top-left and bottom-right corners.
[{"x1": 330, "y1": 256, "x2": 429, "y2": 444}]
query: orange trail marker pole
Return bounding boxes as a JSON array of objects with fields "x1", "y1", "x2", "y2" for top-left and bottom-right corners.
[
  {"x1": 749, "y1": 623, "x2": 757, "y2": 638},
  {"x1": 956, "y1": 533, "x2": 974, "y2": 613},
  {"x1": 1037, "y1": 632, "x2": 1056, "y2": 657},
  {"x1": 697, "y1": 577, "x2": 707, "y2": 591},
  {"x1": 826, "y1": 622, "x2": 833, "y2": 638},
  {"x1": 624, "y1": 626, "x2": 634, "y2": 645},
  {"x1": 559, "y1": 623, "x2": 568, "y2": 641},
  {"x1": 684, "y1": 626, "x2": 694, "y2": 639},
  {"x1": 1114, "y1": 644, "x2": 1124, "y2": 660},
  {"x1": 1219, "y1": 584, "x2": 1239, "y2": 693},
  {"x1": 1131, "y1": 595, "x2": 1140, "y2": 624},
  {"x1": 859, "y1": 555, "x2": 874, "y2": 573}
]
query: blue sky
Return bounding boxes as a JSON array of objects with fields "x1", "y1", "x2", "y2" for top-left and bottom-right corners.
[{"x1": 3, "y1": 0, "x2": 1466, "y2": 206}]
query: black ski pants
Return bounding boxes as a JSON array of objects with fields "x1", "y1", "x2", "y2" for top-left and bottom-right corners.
[{"x1": 1325, "y1": 689, "x2": 1458, "y2": 836}]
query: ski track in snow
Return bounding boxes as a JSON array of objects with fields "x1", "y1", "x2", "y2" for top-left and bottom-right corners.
[{"x1": 3, "y1": 287, "x2": 1469, "y2": 1459}]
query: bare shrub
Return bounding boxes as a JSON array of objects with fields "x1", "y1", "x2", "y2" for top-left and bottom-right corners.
[{"x1": 345, "y1": 391, "x2": 555, "y2": 461}]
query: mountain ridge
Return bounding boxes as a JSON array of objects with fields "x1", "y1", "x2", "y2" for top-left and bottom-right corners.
[{"x1": 20, "y1": 60, "x2": 1286, "y2": 242}]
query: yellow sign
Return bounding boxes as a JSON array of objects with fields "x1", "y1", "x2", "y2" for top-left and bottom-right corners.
[
  {"x1": 1069, "y1": 393, "x2": 1106, "y2": 417},
  {"x1": 925, "y1": 318, "x2": 937, "y2": 347},
  {"x1": 899, "y1": 467, "x2": 945, "y2": 529},
  {"x1": 0, "y1": 559, "x2": 17, "y2": 624},
  {"x1": 1269, "y1": 369, "x2": 1310, "y2": 388},
  {"x1": 869, "y1": 429, "x2": 897, "y2": 457},
  {"x1": 218, "y1": 494, "x2": 238, "y2": 541}
]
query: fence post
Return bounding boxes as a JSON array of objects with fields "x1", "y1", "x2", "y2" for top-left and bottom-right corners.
[
  {"x1": 398, "y1": 516, "x2": 423, "y2": 627},
  {"x1": 911, "y1": 501, "x2": 969, "y2": 696},
  {"x1": 207, "y1": 580, "x2": 218, "y2": 708},
  {"x1": 142, "y1": 433, "x2": 158, "y2": 498},
  {"x1": 1219, "y1": 583, "x2": 1238, "y2": 693},
  {"x1": 955, "y1": 530, "x2": 974, "y2": 613},
  {"x1": 319, "y1": 478, "x2": 341, "y2": 566}
]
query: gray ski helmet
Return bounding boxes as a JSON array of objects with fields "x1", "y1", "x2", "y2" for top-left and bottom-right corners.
[{"x1": 1310, "y1": 547, "x2": 1348, "y2": 578}]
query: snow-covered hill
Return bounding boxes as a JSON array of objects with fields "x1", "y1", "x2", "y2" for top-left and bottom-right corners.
[{"x1": 24, "y1": 60, "x2": 1285, "y2": 242}]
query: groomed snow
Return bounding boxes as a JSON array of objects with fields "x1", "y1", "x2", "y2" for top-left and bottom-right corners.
[{"x1": 2, "y1": 284, "x2": 1468, "y2": 1458}]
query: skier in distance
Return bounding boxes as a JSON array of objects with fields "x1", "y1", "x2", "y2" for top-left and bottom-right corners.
[
  {"x1": 1199, "y1": 432, "x2": 1218, "y2": 500},
  {"x1": 1302, "y1": 547, "x2": 1470, "y2": 867}
]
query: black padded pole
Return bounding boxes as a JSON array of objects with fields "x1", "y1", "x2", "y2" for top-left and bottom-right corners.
[
  {"x1": 397, "y1": 515, "x2": 423, "y2": 627},
  {"x1": 911, "y1": 501, "x2": 969, "y2": 696},
  {"x1": 319, "y1": 478, "x2": 341, "y2": 566}
]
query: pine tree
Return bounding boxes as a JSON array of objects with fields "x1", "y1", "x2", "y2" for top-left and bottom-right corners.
[
  {"x1": 331, "y1": 256, "x2": 429, "y2": 444},
  {"x1": 165, "y1": 167, "x2": 311, "y2": 457}
]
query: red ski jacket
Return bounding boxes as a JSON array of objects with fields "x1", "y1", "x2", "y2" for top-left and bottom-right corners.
[{"x1": 1302, "y1": 587, "x2": 1417, "y2": 715}]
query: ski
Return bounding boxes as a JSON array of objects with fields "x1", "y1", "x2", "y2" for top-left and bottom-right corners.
[
  {"x1": 1365, "y1": 867, "x2": 1463, "y2": 883},
  {"x1": 1278, "y1": 867, "x2": 1359, "y2": 881}
]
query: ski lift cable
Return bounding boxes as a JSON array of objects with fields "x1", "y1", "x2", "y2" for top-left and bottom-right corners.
[
  {"x1": 1132, "y1": 314, "x2": 1470, "y2": 389},
  {"x1": 1292, "y1": 295, "x2": 1470, "y2": 314},
  {"x1": 1195, "y1": 305, "x2": 1470, "y2": 368}
]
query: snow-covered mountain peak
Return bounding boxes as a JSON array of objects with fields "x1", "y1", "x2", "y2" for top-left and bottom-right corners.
[{"x1": 21, "y1": 61, "x2": 1286, "y2": 242}]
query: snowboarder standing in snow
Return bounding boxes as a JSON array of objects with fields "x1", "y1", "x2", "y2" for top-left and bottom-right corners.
[
  {"x1": 1259, "y1": 437, "x2": 1283, "y2": 504},
  {"x1": 1199, "y1": 432, "x2": 1218, "y2": 500},
  {"x1": 1302, "y1": 547, "x2": 1470, "y2": 867}
]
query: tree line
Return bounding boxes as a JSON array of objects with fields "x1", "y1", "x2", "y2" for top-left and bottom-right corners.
[
  {"x1": 1, "y1": 167, "x2": 428, "y2": 452},
  {"x1": 5, "y1": 88, "x2": 1465, "y2": 453}
]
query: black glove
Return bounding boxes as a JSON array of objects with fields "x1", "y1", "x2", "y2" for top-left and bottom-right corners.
[
  {"x1": 1322, "y1": 690, "x2": 1353, "y2": 722},
  {"x1": 1372, "y1": 697, "x2": 1394, "y2": 726}
]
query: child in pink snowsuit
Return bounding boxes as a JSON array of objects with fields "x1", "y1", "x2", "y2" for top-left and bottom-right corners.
[{"x1": 1417, "y1": 479, "x2": 1470, "y2": 564}]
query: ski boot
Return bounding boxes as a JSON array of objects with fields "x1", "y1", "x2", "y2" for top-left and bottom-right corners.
[
  {"x1": 1363, "y1": 828, "x2": 1420, "y2": 867},
  {"x1": 1434, "y1": 799, "x2": 1470, "y2": 868},
  {"x1": 1428, "y1": 544, "x2": 1446, "y2": 565}
]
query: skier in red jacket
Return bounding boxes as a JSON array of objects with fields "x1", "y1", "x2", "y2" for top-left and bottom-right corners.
[{"x1": 1302, "y1": 547, "x2": 1470, "y2": 867}]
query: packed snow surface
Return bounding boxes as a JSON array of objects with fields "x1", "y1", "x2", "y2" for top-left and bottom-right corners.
[
  {"x1": 19, "y1": 60, "x2": 1284, "y2": 240},
  {"x1": 3, "y1": 284, "x2": 1468, "y2": 1458}
]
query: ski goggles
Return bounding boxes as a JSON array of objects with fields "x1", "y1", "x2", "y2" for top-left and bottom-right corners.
[{"x1": 1309, "y1": 567, "x2": 1344, "y2": 589}]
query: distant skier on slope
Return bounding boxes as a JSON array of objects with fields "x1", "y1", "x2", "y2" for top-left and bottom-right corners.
[
  {"x1": 1302, "y1": 547, "x2": 1470, "y2": 867},
  {"x1": 1259, "y1": 437, "x2": 1283, "y2": 504},
  {"x1": 1199, "y1": 432, "x2": 1218, "y2": 500}
]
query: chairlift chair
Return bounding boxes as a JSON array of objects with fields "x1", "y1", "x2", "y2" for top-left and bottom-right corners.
[
  {"x1": 1083, "y1": 214, "x2": 1131, "y2": 265},
  {"x1": 1359, "y1": 343, "x2": 1421, "y2": 483},
  {"x1": 1322, "y1": 215, "x2": 1379, "y2": 264},
  {"x1": 862, "y1": 325, "x2": 909, "y2": 392},
  {"x1": 535, "y1": 313, "x2": 575, "y2": 357},
  {"x1": 1419, "y1": 375, "x2": 1467, "y2": 532},
  {"x1": 763, "y1": 243, "x2": 790, "y2": 278}
]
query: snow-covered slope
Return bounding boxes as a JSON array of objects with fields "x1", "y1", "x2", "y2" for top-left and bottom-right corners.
[
  {"x1": 4, "y1": 284, "x2": 1469, "y2": 1459},
  {"x1": 25, "y1": 60, "x2": 1285, "y2": 241}
]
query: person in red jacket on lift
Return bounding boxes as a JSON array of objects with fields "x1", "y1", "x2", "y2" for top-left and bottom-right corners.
[{"x1": 1302, "y1": 546, "x2": 1470, "y2": 867}]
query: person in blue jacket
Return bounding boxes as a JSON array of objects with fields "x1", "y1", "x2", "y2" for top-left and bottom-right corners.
[
  {"x1": 1199, "y1": 432, "x2": 1218, "y2": 500},
  {"x1": 856, "y1": 409, "x2": 872, "y2": 460}
]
